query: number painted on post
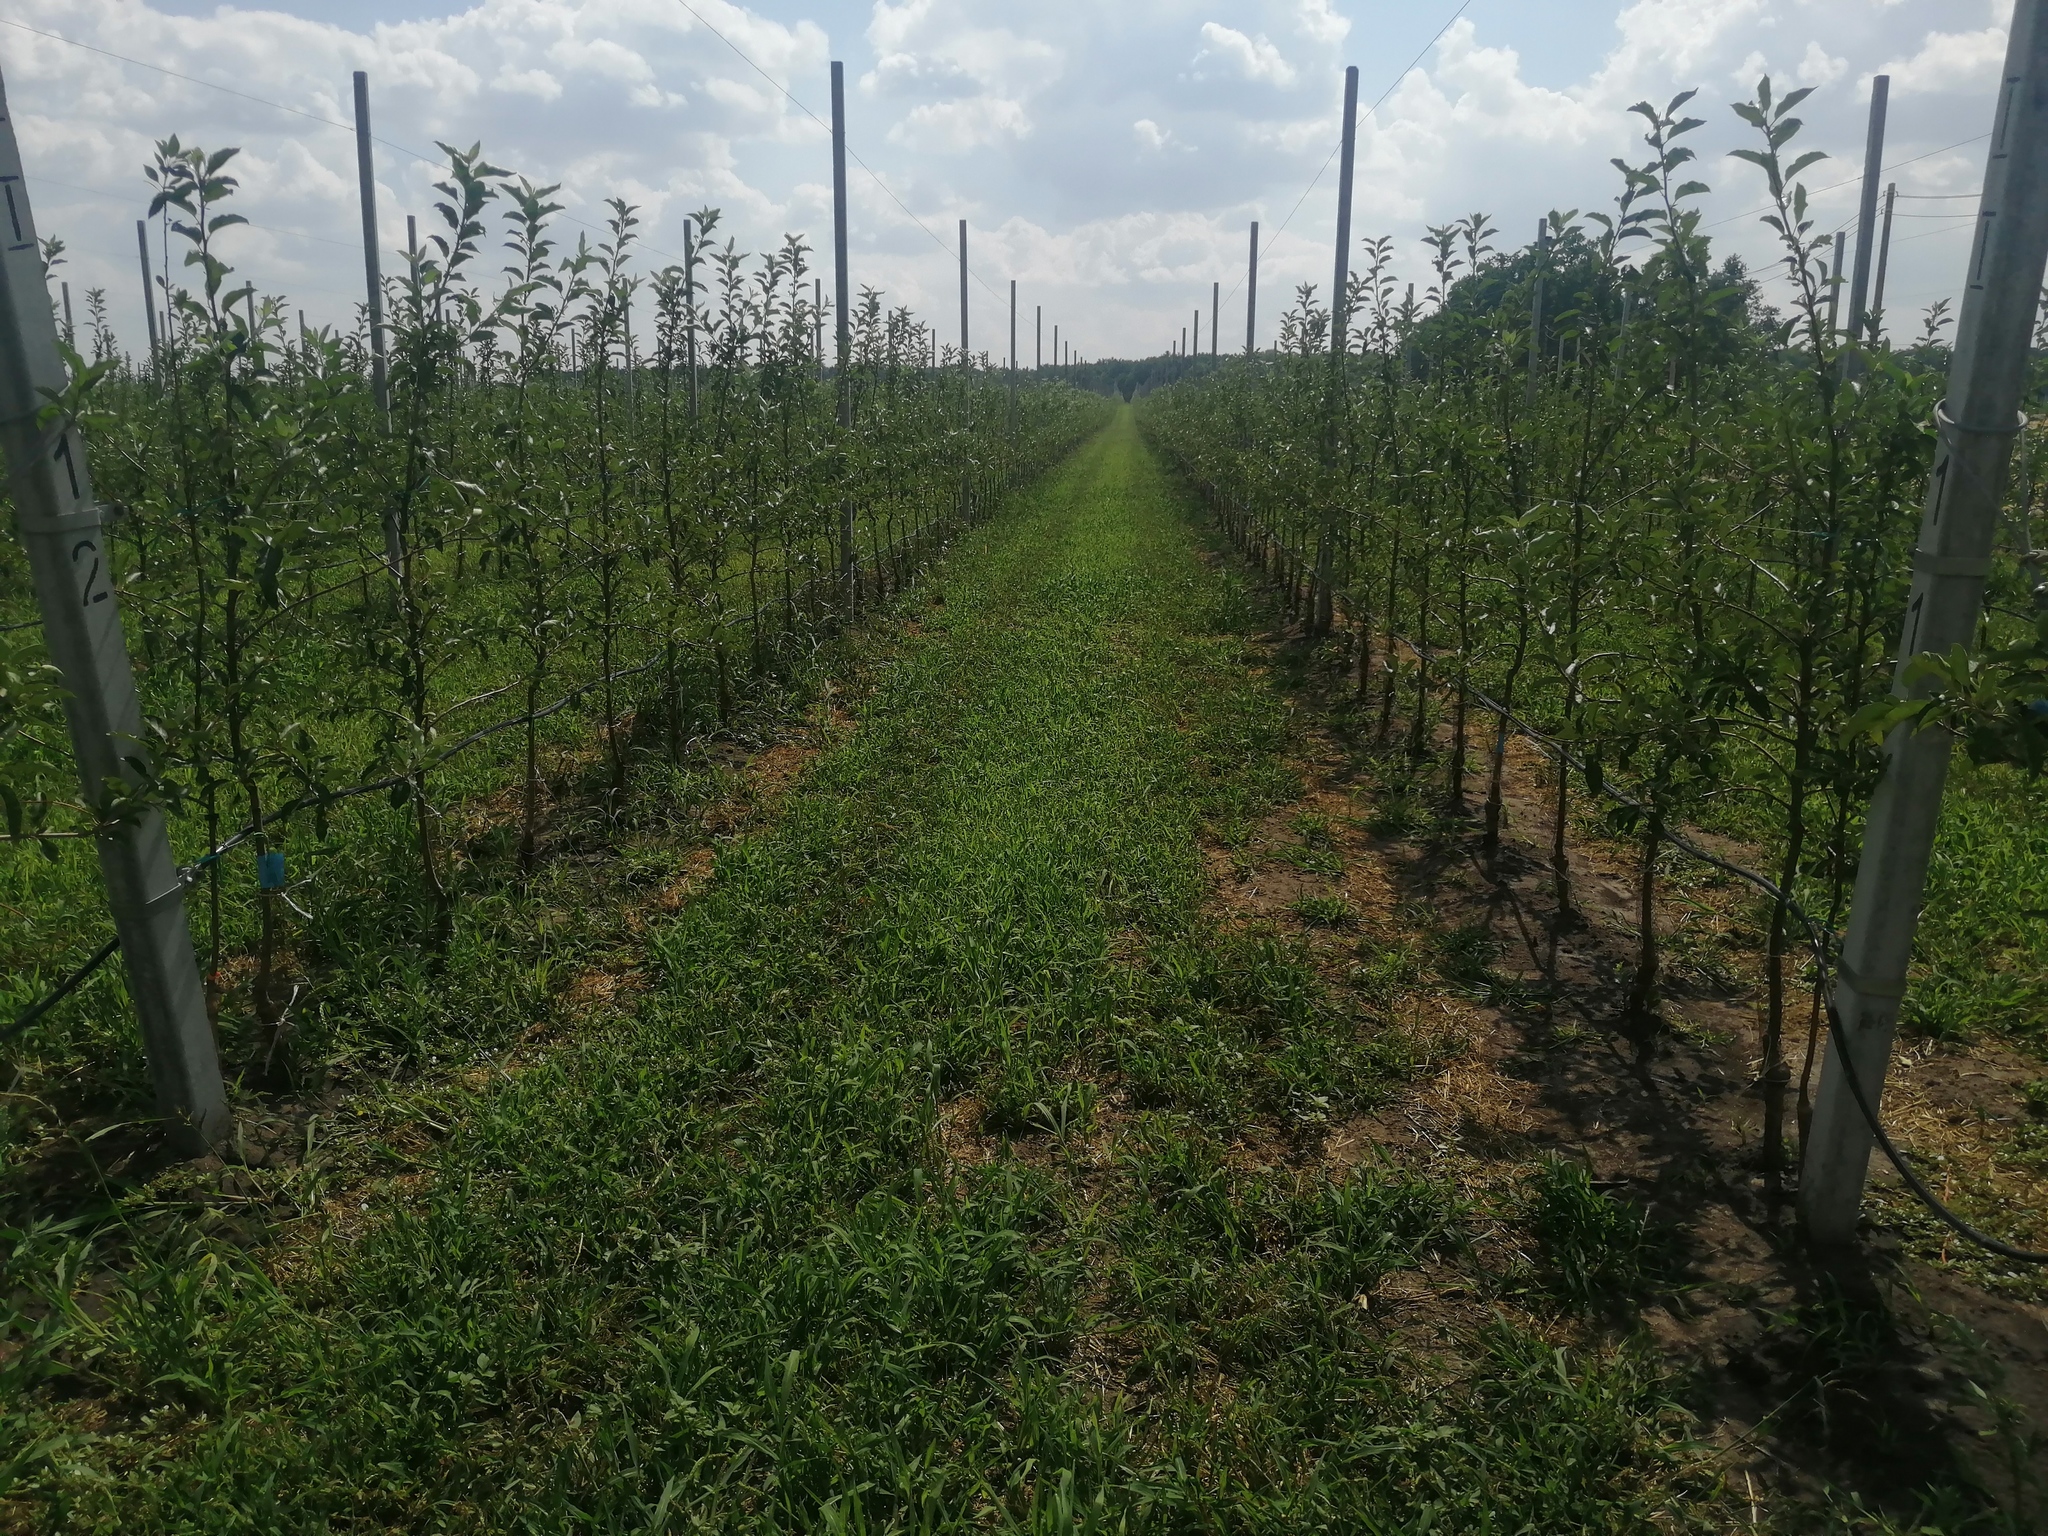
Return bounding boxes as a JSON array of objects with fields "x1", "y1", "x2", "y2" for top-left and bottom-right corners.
[
  {"x1": 72, "y1": 538, "x2": 107, "y2": 607},
  {"x1": 52, "y1": 433, "x2": 80, "y2": 501}
]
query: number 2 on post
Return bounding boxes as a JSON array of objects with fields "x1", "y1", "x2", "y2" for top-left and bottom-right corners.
[{"x1": 72, "y1": 539, "x2": 106, "y2": 607}]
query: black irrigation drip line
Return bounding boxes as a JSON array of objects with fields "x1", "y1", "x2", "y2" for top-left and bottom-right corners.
[
  {"x1": 1235, "y1": 501, "x2": 2047, "y2": 1265},
  {"x1": 3, "y1": 488, "x2": 991, "y2": 1049}
]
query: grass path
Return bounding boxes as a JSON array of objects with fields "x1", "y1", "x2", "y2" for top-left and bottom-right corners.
[{"x1": 11, "y1": 408, "x2": 1726, "y2": 1532}]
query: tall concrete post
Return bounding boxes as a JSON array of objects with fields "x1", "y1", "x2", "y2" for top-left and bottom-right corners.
[
  {"x1": 133, "y1": 219, "x2": 159, "y2": 362},
  {"x1": 1871, "y1": 185, "x2": 1898, "y2": 343},
  {"x1": 1246, "y1": 220, "x2": 1259, "y2": 355},
  {"x1": 1845, "y1": 75, "x2": 1891, "y2": 343},
  {"x1": 831, "y1": 62, "x2": 854, "y2": 606},
  {"x1": 0, "y1": 66, "x2": 228, "y2": 1153},
  {"x1": 352, "y1": 72, "x2": 400, "y2": 574},
  {"x1": 1330, "y1": 64, "x2": 1359, "y2": 357},
  {"x1": 1803, "y1": 0, "x2": 2048, "y2": 1243}
]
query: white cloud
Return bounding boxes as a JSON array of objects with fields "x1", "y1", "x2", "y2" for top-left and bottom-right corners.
[
  {"x1": 1880, "y1": 26, "x2": 2007, "y2": 95},
  {"x1": 1195, "y1": 23, "x2": 1296, "y2": 87},
  {"x1": 1796, "y1": 40, "x2": 1848, "y2": 87},
  {"x1": 1595, "y1": 0, "x2": 1768, "y2": 93},
  {"x1": 1293, "y1": 0, "x2": 1351, "y2": 46},
  {"x1": 888, "y1": 95, "x2": 1031, "y2": 150},
  {"x1": 1418, "y1": 20, "x2": 1601, "y2": 144},
  {"x1": 493, "y1": 67, "x2": 565, "y2": 102},
  {"x1": 0, "y1": 0, "x2": 2013, "y2": 360},
  {"x1": 1131, "y1": 117, "x2": 1196, "y2": 156}
]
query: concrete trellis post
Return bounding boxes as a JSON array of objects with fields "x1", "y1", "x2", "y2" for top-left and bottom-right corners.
[
  {"x1": 1312, "y1": 64, "x2": 1359, "y2": 637},
  {"x1": 1036, "y1": 304, "x2": 1042, "y2": 370},
  {"x1": 1211, "y1": 280, "x2": 1219, "y2": 358},
  {"x1": 134, "y1": 218, "x2": 159, "y2": 362},
  {"x1": 1802, "y1": 0, "x2": 2048, "y2": 1244},
  {"x1": 683, "y1": 216, "x2": 699, "y2": 422},
  {"x1": 1846, "y1": 75, "x2": 1891, "y2": 344},
  {"x1": 831, "y1": 62, "x2": 854, "y2": 606},
  {"x1": 957, "y1": 219, "x2": 968, "y2": 364},
  {"x1": 351, "y1": 72, "x2": 390, "y2": 428},
  {"x1": 1193, "y1": 308, "x2": 1200, "y2": 358},
  {"x1": 1008, "y1": 278, "x2": 1017, "y2": 431},
  {"x1": 0, "y1": 67, "x2": 228, "y2": 1153},
  {"x1": 1246, "y1": 220, "x2": 1259, "y2": 355},
  {"x1": 1826, "y1": 229, "x2": 1846, "y2": 336},
  {"x1": 1526, "y1": 219, "x2": 1546, "y2": 405},
  {"x1": 1871, "y1": 184, "x2": 1897, "y2": 344},
  {"x1": 1330, "y1": 65, "x2": 1359, "y2": 358},
  {"x1": 352, "y1": 71, "x2": 401, "y2": 575}
]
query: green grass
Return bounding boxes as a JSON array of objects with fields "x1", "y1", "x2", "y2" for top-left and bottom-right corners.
[
  {"x1": 2, "y1": 408, "x2": 1732, "y2": 1531},
  {"x1": 1911, "y1": 759, "x2": 2048, "y2": 1050}
]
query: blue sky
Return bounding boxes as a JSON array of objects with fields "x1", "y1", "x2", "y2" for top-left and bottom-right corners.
[{"x1": 0, "y1": 0, "x2": 2012, "y2": 360}]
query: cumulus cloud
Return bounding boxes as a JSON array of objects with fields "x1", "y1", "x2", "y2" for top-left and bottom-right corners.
[
  {"x1": 1796, "y1": 41, "x2": 1848, "y2": 87},
  {"x1": 1880, "y1": 25, "x2": 2008, "y2": 95},
  {"x1": 1293, "y1": 0, "x2": 1351, "y2": 46},
  {"x1": 0, "y1": 0, "x2": 2013, "y2": 360},
  {"x1": 888, "y1": 94, "x2": 1031, "y2": 150},
  {"x1": 1196, "y1": 23, "x2": 1296, "y2": 86}
]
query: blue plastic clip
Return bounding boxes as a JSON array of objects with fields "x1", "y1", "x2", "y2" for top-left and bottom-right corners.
[{"x1": 257, "y1": 851, "x2": 287, "y2": 891}]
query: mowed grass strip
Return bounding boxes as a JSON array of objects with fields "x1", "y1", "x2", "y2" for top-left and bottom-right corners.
[{"x1": 5, "y1": 410, "x2": 1726, "y2": 1533}]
